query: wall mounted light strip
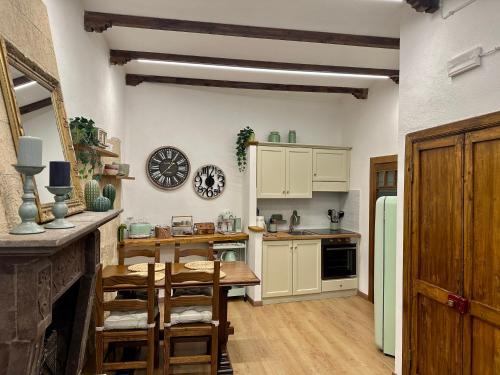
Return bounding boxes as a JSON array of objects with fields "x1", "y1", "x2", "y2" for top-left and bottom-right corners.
[
  {"x1": 137, "y1": 59, "x2": 390, "y2": 79},
  {"x1": 14, "y1": 81, "x2": 37, "y2": 90}
]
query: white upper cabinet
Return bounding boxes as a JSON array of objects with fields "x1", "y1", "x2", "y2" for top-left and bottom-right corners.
[
  {"x1": 257, "y1": 146, "x2": 286, "y2": 198},
  {"x1": 257, "y1": 144, "x2": 350, "y2": 197},
  {"x1": 313, "y1": 149, "x2": 350, "y2": 192},
  {"x1": 286, "y1": 148, "x2": 312, "y2": 198}
]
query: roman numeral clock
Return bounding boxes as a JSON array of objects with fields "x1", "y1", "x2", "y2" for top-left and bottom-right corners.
[{"x1": 146, "y1": 146, "x2": 190, "y2": 190}]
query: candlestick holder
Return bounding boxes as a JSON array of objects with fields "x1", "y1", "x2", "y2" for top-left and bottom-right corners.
[
  {"x1": 9, "y1": 164, "x2": 46, "y2": 235},
  {"x1": 44, "y1": 186, "x2": 75, "y2": 229}
]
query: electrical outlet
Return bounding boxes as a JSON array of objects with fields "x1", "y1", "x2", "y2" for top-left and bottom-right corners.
[{"x1": 447, "y1": 47, "x2": 482, "y2": 78}]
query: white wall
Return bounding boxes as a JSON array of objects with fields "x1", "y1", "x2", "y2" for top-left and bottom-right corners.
[
  {"x1": 42, "y1": 0, "x2": 126, "y2": 140},
  {"x1": 340, "y1": 80, "x2": 399, "y2": 295},
  {"x1": 122, "y1": 84, "x2": 346, "y2": 226},
  {"x1": 395, "y1": 2, "x2": 500, "y2": 374}
]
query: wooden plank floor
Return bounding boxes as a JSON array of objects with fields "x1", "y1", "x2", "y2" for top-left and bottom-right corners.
[{"x1": 110, "y1": 296, "x2": 395, "y2": 374}]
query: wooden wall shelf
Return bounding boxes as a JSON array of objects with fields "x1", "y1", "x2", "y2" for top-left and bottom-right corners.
[
  {"x1": 73, "y1": 144, "x2": 119, "y2": 158},
  {"x1": 98, "y1": 175, "x2": 136, "y2": 180}
]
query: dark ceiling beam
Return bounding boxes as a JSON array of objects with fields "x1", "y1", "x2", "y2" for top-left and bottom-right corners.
[
  {"x1": 110, "y1": 49, "x2": 400, "y2": 82},
  {"x1": 125, "y1": 74, "x2": 369, "y2": 99},
  {"x1": 13, "y1": 75, "x2": 33, "y2": 87},
  {"x1": 85, "y1": 11, "x2": 400, "y2": 49},
  {"x1": 406, "y1": 0, "x2": 440, "y2": 13},
  {"x1": 19, "y1": 97, "x2": 52, "y2": 115}
]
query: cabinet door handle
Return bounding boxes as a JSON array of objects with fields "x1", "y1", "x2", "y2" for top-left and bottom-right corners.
[
  {"x1": 282, "y1": 190, "x2": 285, "y2": 194},
  {"x1": 314, "y1": 173, "x2": 317, "y2": 176},
  {"x1": 287, "y1": 190, "x2": 290, "y2": 194}
]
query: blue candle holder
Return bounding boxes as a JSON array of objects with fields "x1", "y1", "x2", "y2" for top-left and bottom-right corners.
[
  {"x1": 9, "y1": 164, "x2": 46, "y2": 235},
  {"x1": 44, "y1": 186, "x2": 75, "y2": 229}
]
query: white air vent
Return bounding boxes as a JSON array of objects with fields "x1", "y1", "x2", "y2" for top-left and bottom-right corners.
[{"x1": 447, "y1": 47, "x2": 482, "y2": 78}]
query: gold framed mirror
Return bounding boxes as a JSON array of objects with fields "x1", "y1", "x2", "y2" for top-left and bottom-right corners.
[{"x1": 0, "y1": 38, "x2": 85, "y2": 222}]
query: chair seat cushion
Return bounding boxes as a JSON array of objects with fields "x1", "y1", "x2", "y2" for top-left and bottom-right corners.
[
  {"x1": 104, "y1": 308, "x2": 158, "y2": 330},
  {"x1": 170, "y1": 306, "x2": 212, "y2": 326}
]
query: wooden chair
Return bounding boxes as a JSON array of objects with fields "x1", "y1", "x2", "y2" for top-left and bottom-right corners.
[
  {"x1": 118, "y1": 242, "x2": 160, "y2": 265},
  {"x1": 163, "y1": 261, "x2": 220, "y2": 375},
  {"x1": 173, "y1": 241, "x2": 214, "y2": 263},
  {"x1": 95, "y1": 263, "x2": 159, "y2": 375}
]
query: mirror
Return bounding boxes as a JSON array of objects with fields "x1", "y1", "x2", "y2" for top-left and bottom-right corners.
[
  {"x1": 0, "y1": 38, "x2": 85, "y2": 222},
  {"x1": 8, "y1": 65, "x2": 65, "y2": 203}
]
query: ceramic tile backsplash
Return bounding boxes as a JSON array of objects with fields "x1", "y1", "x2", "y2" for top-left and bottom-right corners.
[
  {"x1": 257, "y1": 192, "x2": 342, "y2": 230},
  {"x1": 339, "y1": 189, "x2": 360, "y2": 232}
]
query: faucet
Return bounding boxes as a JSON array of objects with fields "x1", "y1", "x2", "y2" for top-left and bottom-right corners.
[{"x1": 289, "y1": 210, "x2": 300, "y2": 233}]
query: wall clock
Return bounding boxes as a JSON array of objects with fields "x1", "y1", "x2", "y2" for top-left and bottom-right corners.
[
  {"x1": 193, "y1": 165, "x2": 226, "y2": 199},
  {"x1": 146, "y1": 146, "x2": 190, "y2": 190}
]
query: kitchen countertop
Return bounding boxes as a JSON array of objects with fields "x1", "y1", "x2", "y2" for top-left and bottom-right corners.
[{"x1": 263, "y1": 229, "x2": 360, "y2": 241}]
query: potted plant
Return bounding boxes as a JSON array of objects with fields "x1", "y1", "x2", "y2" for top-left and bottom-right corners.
[
  {"x1": 69, "y1": 117, "x2": 102, "y2": 180},
  {"x1": 236, "y1": 126, "x2": 255, "y2": 172}
]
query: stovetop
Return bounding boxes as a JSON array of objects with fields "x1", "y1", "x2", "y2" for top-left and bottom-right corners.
[{"x1": 307, "y1": 228, "x2": 357, "y2": 235}]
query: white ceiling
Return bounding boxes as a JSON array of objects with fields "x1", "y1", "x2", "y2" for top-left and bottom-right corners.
[{"x1": 83, "y1": 0, "x2": 403, "y2": 91}]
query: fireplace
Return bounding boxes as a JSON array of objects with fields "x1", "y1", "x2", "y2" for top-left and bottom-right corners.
[{"x1": 0, "y1": 210, "x2": 120, "y2": 375}]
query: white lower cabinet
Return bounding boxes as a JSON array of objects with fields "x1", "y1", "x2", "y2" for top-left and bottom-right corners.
[{"x1": 263, "y1": 239, "x2": 321, "y2": 298}]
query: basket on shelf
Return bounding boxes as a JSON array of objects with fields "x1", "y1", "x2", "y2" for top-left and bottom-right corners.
[{"x1": 155, "y1": 225, "x2": 171, "y2": 239}]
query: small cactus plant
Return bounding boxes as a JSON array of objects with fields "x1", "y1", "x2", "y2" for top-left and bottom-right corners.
[
  {"x1": 103, "y1": 184, "x2": 116, "y2": 209},
  {"x1": 84, "y1": 179, "x2": 100, "y2": 210},
  {"x1": 93, "y1": 196, "x2": 110, "y2": 212}
]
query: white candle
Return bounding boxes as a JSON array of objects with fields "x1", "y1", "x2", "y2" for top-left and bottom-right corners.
[{"x1": 17, "y1": 136, "x2": 43, "y2": 166}]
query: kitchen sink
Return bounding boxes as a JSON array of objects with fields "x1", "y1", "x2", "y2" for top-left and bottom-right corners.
[{"x1": 288, "y1": 230, "x2": 315, "y2": 235}]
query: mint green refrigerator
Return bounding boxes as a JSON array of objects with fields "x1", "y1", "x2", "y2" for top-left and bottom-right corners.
[{"x1": 374, "y1": 196, "x2": 397, "y2": 356}]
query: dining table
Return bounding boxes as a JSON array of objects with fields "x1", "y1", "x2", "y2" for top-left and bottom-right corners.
[{"x1": 102, "y1": 261, "x2": 260, "y2": 374}]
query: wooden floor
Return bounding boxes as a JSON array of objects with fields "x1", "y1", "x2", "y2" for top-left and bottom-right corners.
[{"x1": 117, "y1": 296, "x2": 394, "y2": 374}]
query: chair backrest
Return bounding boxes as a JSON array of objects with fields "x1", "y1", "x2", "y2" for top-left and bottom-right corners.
[
  {"x1": 118, "y1": 243, "x2": 160, "y2": 265},
  {"x1": 173, "y1": 242, "x2": 214, "y2": 263},
  {"x1": 163, "y1": 261, "x2": 220, "y2": 327},
  {"x1": 95, "y1": 263, "x2": 156, "y2": 329}
]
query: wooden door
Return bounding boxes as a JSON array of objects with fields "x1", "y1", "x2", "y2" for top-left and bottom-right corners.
[
  {"x1": 410, "y1": 135, "x2": 465, "y2": 375},
  {"x1": 262, "y1": 241, "x2": 293, "y2": 298},
  {"x1": 313, "y1": 149, "x2": 349, "y2": 182},
  {"x1": 257, "y1": 146, "x2": 286, "y2": 198},
  {"x1": 292, "y1": 240, "x2": 321, "y2": 295},
  {"x1": 464, "y1": 127, "x2": 500, "y2": 375},
  {"x1": 286, "y1": 147, "x2": 312, "y2": 198}
]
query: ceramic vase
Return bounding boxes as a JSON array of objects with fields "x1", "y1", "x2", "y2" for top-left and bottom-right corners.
[
  {"x1": 93, "y1": 196, "x2": 111, "y2": 212},
  {"x1": 84, "y1": 179, "x2": 100, "y2": 211},
  {"x1": 103, "y1": 184, "x2": 116, "y2": 208}
]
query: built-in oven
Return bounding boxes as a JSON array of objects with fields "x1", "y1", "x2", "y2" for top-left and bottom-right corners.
[{"x1": 321, "y1": 238, "x2": 357, "y2": 279}]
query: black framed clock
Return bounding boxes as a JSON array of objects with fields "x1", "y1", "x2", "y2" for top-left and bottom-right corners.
[
  {"x1": 193, "y1": 164, "x2": 226, "y2": 199},
  {"x1": 146, "y1": 146, "x2": 190, "y2": 190}
]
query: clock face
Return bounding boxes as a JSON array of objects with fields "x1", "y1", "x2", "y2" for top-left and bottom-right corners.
[
  {"x1": 193, "y1": 165, "x2": 225, "y2": 199},
  {"x1": 146, "y1": 146, "x2": 190, "y2": 190}
]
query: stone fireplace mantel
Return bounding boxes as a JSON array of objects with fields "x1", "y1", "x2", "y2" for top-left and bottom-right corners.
[{"x1": 0, "y1": 210, "x2": 121, "y2": 375}]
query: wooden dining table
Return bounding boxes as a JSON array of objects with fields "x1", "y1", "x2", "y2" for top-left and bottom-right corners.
[{"x1": 102, "y1": 261, "x2": 260, "y2": 374}]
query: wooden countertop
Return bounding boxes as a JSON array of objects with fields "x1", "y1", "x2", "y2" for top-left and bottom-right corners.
[
  {"x1": 263, "y1": 230, "x2": 360, "y2": 241},
  {"x1": 121, "y1": 232, "x2": 249, "y2": 246},
  {"x1": 0, "y1": 209, "x2": 122, "y2": 255}
]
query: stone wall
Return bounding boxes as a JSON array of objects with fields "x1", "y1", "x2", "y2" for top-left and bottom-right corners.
[{"x1": 0, "y1": 0, "x2": 118, "y2": 266}]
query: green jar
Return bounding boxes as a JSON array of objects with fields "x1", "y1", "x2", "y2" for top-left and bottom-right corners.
[
  {"x1": 288, "y1": 130, "x2": 297, "y2": 143},
  {"x1": 268, "y1": 131, "x2": 281, "y2": 142}
]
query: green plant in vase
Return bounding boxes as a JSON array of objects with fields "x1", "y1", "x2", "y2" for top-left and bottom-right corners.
[
  {"x1": 236, "y1": 126, "x2": 255, "y2": 172},
  {"x1": 69, "y1": 117, "x2": 102, "y2": 180}
]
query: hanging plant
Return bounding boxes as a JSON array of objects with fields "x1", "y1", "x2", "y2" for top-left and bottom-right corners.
[
  {"x1": 236, "y1": 126, "x2": 255, "y2": 172},
  {"x1": 69, "y1": 117, "x2": 102, "y2": 180}
]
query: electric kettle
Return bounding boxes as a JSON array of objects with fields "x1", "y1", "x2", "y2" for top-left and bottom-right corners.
[{"x1": 221, "y1": 250, "x2": 237, "y2": 262}]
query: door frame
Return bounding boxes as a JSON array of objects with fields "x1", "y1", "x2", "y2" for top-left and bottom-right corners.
[
  {"x1": 368, "y1": 154, "x2": 398, "y2": 302},
  {"x1": 402, "y1": 110, "x2": 500, "y2": 374}
]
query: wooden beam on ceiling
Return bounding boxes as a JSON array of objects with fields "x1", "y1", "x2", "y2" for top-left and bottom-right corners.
[
  {"x1": 19, "y1": 97, "x2": 52, "y2": 115},
  {"x1": 406, "y1": 0, "x2": 440, "y2": 13},
  {"x1": 85, "y1": 11, "x2": 400, "y2": 50},
  {"x1": 13, "y1": 75, "x2": 33, "y2": 87},
  {"x1": 125, "y1": 74, "x2": 369, "y2": 99},
  {"x1": 110, "y1": 49, "x2": 399, "y2": 82}
]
